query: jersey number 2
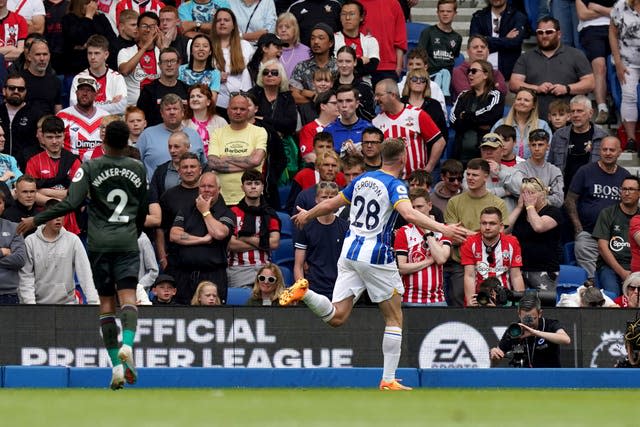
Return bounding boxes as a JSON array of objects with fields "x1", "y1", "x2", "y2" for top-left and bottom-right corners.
[
  {"x1": 352, "y1": 195, "x2": 380, "y2": 230},
  {"x1": 107, "y1": 189, "x2": 130, "y2": 223}
]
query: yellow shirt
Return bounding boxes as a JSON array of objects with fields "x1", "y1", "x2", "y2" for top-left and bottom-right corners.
[{"x1": 208, "y1": 124, "x2": 268, "y2": 205}]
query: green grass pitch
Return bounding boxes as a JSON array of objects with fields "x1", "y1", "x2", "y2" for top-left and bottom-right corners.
[{"x1": 1, "y1": 388, "x2": 637, "y2": 426}]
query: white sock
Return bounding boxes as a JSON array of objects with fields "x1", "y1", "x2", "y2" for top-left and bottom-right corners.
[
  {"x1": 598, "y1": 103, "x2": 608, "y2": 112},
  {"x1": 382, "y1": 326, "x2": 402, "y2": 382},
  {"x1": 302, "y1": 289, "x2": 336, "y2": 322}
]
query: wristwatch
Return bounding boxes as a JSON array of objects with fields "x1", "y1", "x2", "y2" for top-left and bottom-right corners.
[
  {"x1": 196, "y1": 21, "x2": 201, "y2": 30},
  {"x1": 565, "y1": 84, "x2": 571, "y2": 95},
  {"x1": 423, "y1": 231, "x2": 435, "y2": 240}
]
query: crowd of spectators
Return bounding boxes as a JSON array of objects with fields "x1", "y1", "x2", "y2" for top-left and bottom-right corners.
[{"x1": 0, "y1": 0, "x2": 637, "y2": 310}]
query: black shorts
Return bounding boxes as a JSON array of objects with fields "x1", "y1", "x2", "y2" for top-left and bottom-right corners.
[
  {"x1": 89, "y1": 251, "x2": 140, "y2": 296},
  {"x1": 579, "y1": 25, "x2": 610, "y2": 62}
]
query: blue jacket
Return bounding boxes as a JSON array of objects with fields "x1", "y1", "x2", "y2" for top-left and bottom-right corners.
[
  {"x1": 469, "y1": 6, "x2": 530, "y2": 80},
  {"x1": 325, "y1": 117, "x2": 372, "y2": 154}
]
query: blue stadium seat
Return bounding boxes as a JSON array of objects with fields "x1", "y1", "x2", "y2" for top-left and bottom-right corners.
[
  {"x1": 406, "y1": 22, "x2": 429, "y2": 52},
  {"x1": 277, "y1": 211, "x2": 293, "y2": 238},
  {"x1": 226, "y1": 287, "x2": 252, "y2": 306},
  {"x1": 279, "y1": 265, "x2": 294, "y2": 287},
  {"x1": 272, "y1": 238, "x2": 294, "y2": 270},
  {"x1": 558, "y1": 264, "x2": 588, "y2": 287},
  {"x1": 562, "y1": 241, "x2": 577, "y2": 266},
  {"x1": 602, "y1": 289, "x2": 617, "y2": 301},
  {"x1": 278, "y1": 184, "x2": 291, "y2": 211},
  {"x1": 556, "y1": 285, "x2": 578, "y2": 304}
]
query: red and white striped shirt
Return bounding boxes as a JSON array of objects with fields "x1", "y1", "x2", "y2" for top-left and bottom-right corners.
[
  {"x1": 394, "y1": 223, "x2": 450, "y2": 304},
  {"x1": 115, "y1": 0, "x2": 165, "y2": 26},
  {"x1": 372, "y1": 105, "x2": 441, "y2": 176},
  {"x1": 0, "y1": 11, "x2": 26, "y2": 50},
  {"x1": 229, "y1": 206, "x2": 280, "y2": 267},
  {"x1": 57, "y1": 106, "x2": 109, "y2": 161},
  {"x1": 460, "y1": 232, "x2": 523, "y2": 291}
]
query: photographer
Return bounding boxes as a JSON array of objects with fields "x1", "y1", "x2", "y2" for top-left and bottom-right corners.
[{"x1": 490, "y1": 294, "x2": 571, "y2": 367}]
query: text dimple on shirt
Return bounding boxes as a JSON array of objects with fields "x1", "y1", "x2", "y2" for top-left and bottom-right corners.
[{"x1": 92, "y1": 167, "x2": 143, "y2": 188}]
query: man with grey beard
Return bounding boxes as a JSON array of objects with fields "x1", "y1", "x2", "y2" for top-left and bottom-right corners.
[
  {"x1": 0, "y1": 73, "x2": 41, "y2": 169},
  {"x1": 19, "y1": 38, "x2": 61, "y2": 115}
]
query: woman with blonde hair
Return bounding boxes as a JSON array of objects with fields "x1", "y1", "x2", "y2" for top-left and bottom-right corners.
[
  {"x1": 509, "y1": 177, "x2": 563, "y2": 293},
  {"x1": 491, "y1": 88, "x2": 552, "y2": 159},
  {"x1": 210, "y1": 8, "x2": 254, "y2": 112},
  {"x1": 275, "y1": 12, "x2": 310, "y2": 78},
  {"x1": 246, "y1": 263, "x2": 286, "y2": 306},
  {"x1": 249, "y1": 59, "x2": 297, "y2": 136},
  {"x1": 191, "y1": 281, "x2": 221, "y2": 306},
  {"x1": 401, "y1": 67, "x2": 448, "y2": 142}
]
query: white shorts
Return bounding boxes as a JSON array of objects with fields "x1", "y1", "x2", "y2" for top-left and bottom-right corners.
[{"x1": 332, "y1": 258, "x2": 404, "y2": 304}]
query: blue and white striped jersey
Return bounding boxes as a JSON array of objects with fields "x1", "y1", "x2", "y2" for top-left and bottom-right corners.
[{"x1": 340, "y1": 170, "x2": 410, "y2": 265}]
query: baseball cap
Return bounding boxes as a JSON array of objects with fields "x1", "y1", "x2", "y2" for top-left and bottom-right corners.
[
  {"x1": 257, "y1": 33, "x2": 289, "y2": 48},
  {"x1": 480, "y1": 133, "x2": 504, "y2": 148},
  {"x1": 152, "y1": 274, "x2": 176, "y2": 288},
  {"x1": 77, "y1": 77, "x2": 98, "y2": 92}
]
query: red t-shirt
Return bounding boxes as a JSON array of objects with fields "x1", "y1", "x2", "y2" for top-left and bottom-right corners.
[{"x1": 25, "y1": 151, "x2": 82, "y2": 235}]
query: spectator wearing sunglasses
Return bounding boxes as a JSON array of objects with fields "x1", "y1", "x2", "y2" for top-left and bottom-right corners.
[
  {"x1": 249, "y1": 58, "x2": 297, "y2": 137},
  {"x1": 450, "y1": 59, "x2": 504, "y2": 166},
  {"x1": 508, "y1": 176, "x2": 563, "y2": 294},
  {"x1": 592, "y1": 176, "x2": 640, "y2": 297},
  {"x1": 614, "y1": 272, "x2": 640, "y2": 308},
  {"x1": 431, "y1": 159, "x2": 463, "y2": 215},
  {"x1": 0, "y1": 73, "x2": 41, "y2": 170},
  {"x1": 247, "y1": 263, "x2": 286, "y2": 306},
  {"x1": 509, "y1": 16, "x2": 594, "y2": 118},
  {"x1": 460, "y1": 206, "x2": 525, "y2": 307},
  {"x1": 504, "y1": 128, "x2": 564, "y2": 208}
]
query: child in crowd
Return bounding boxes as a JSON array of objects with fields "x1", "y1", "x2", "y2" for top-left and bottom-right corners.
[
  {"x1": 191, "y1": 281, "x2": 221, "y2": 306},
  {"x1": 151, "y1": 274, "x2": 179, "y2": 306},
  {"x1": 125, "y1": 106, "x2": 147, "y2": 145},
  {"x1": 494, "y1": 124, "x2": 524, "y2": 167},
  {"x1": 547, "y1": 100, "x2": 571, "y2": 133},
  {"x1": 298, "y1": 68, "x2": 335, "y2": 125}
]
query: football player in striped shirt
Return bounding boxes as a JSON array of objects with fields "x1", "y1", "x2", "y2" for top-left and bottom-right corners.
[{"x1": 281, "y1": 137, "x2": 469, "y2": 390}]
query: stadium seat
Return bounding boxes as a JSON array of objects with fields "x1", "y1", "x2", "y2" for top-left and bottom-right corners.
[
  {"x1": 226, "y1": 287, "x2": 252, "y2": 306},
  {"x1": 562, "y1": 242, "x2": 577, "y2": 266},
  {"x1": 279, "y1": 265, "x2": 294, "y2": 287},
  {"x1": 277, "y1": 211, "x2": 293, "y2": 238},
  {"x1": 278, "y1": 184, "x2": 291, "y2": 211},
  {"x1": 406, "y1": 22, "x2": 429, "y2": 52},
  {"x1": 558, "y1": 264, "x2": 588, "y2": 287},
  {"x1": 272, "y1": 238, "x2": 294, "y2": 270},
  {"x1": 602, "y1": 289, "x2": 617, "y2": 301},
  {"x1": 556, "y1": 285, "x2": 578, "y2": 304}
]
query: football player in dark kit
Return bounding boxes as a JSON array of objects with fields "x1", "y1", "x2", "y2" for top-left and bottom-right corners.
[
  {"x1": 18, "y1": 120, "x2": 148, "y2": 390},
  {"x1": 489, "y1": 293, "x2": 571, "y2": 367}
]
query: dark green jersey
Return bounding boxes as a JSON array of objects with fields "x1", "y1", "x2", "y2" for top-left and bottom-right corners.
[{"x1": 34, "y1": 155, "x2": 148, "y2": 253}]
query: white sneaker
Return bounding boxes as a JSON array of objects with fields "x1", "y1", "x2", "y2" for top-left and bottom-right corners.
[
  {"x1": 118, "y1": 344, "x2": 137, "y2": 385},
  {"x1": 110, "y1": 364, "x2": 125, "y2": 390}
]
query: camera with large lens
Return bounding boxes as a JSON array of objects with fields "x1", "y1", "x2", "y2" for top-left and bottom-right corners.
[{"x1": 506, "y1": 343, "x2": 527, "y2": 368}]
